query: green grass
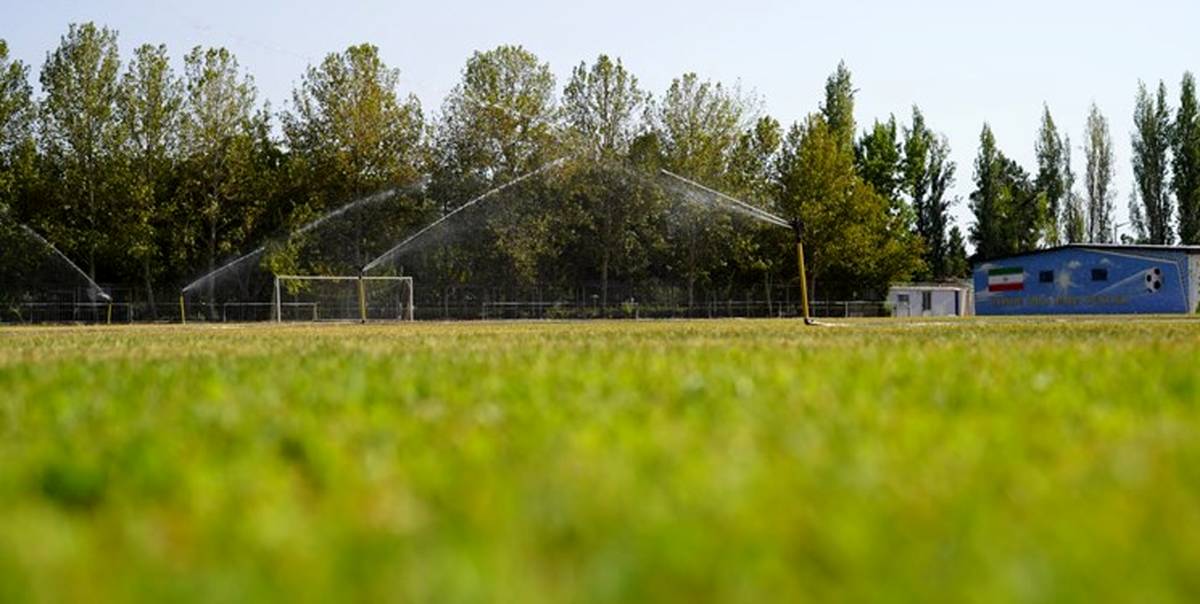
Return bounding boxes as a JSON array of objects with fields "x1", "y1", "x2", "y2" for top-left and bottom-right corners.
[{"x1": 2, "y1": 318, "x2": 1200, "y2": 602}]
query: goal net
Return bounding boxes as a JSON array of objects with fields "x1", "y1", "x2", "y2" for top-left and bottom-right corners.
[{"x1": 269, "y1": 275, "x2": 414, "y2": 322}]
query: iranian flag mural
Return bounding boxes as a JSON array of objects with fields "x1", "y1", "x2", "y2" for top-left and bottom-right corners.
[{"x1": 987, "y1": 267, "x2": 1024, "y2": 292}]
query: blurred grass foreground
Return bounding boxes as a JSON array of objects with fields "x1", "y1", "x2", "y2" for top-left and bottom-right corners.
[{"x1": 2, "y1": 318, "x2": 1200, "y2": 602}]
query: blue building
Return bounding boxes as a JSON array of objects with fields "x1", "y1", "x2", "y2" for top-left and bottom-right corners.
[{"x1": 973, "y1": 245, "x2": 1200, "y2": 315}]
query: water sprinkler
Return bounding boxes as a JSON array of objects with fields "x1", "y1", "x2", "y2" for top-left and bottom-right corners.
[{"x1": 793, "y1": 221, "x2": 815, "y2": 326}]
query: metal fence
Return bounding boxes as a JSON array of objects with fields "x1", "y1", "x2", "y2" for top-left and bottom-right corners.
[{"x1": 3, "y1": 281, "x2": 895, "y2": 324}]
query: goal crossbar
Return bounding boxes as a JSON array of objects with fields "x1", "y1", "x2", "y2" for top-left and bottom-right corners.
[
  {"x1": 273, "y1": 274, "x2": 414, "y2": 323},
  {"x1": 274, "y1": 275, "x2": 412, "y2": 282}
]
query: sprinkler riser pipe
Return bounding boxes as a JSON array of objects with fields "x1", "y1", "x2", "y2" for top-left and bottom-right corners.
[{"x1": 797, "y1": 241, "x2": 812, "y2": 325}]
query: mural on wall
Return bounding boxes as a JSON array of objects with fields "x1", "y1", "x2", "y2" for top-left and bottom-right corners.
[{"x1": 974, "y1": 248, "x2": 1196, "y2": 315}]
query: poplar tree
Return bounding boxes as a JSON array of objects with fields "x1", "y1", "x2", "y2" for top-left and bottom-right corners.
[
  {"x1": 1035, "y1": 105, "x2": 1066, "y2": 245},
  {"x1": 855, "y1": 116, "x2": 902, "y2": 204},
  {"x1": 1084, "y1": 104, "x2": 1116, "y2": 243},
  {"x1": 945, "y1": 225, "x2": 969, "y2": 278},
  {"x1": 970, "y1": 124, "x2": 1041, "y2": 257},
  {"x1": 1173, "y1": 73, "x2": 1200, "y2": 244},
  {"x1": 969, "y1": 125, "x2": 1004, "y2": 258},
  {"x1": 903, "y1": 107, "x2": 955, "y2": 279},
  {"x1": 1131, "y1": 81, "x2": 1174, "y2": 243},
  {"x1": 821, "y1": 61, "x2": 855, "y2": 151},
  {"x1": 1061, "y1": 134, "x2": 1087, "y2": 243}
]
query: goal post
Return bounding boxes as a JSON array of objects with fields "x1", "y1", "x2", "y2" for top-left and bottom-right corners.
[{"x1": 272, "y1": 274, "x2": 414, "y2": 323}]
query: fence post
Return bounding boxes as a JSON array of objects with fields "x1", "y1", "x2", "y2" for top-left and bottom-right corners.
[
  {"x1": 357, "y1": 274, "x2": 367, "y2": 324},
  {"x1": 405, "y1": 278, "x2": 414, "y2": 321},
  {"x1": 274, "y1": 276, "x2": 282, "y2": 323}
]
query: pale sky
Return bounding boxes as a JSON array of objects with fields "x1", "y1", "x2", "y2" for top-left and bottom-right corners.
[{"x1": 6, "y1": 0, "x2": 1199, "y2": 239}]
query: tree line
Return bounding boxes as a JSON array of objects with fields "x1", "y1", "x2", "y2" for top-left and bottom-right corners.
[
  {"x1": 15, "y1": 23, "x2": 1192, "y2": 310},
  {"x1": 969, "y1": 75, "x2": 1200, "y2": 259}
]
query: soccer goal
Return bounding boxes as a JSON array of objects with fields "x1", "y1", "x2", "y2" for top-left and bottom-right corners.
[{"x1": 273, "y1": 275, "x2": 414, "y2": 322}]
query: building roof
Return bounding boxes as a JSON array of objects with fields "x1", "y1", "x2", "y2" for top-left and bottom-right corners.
[
  {"x1": 889, "y1": 282, "x2": 971, "y2": 291},
  {"x1": 972, "y1": 243, "x2": 1200, "y2": 264}
]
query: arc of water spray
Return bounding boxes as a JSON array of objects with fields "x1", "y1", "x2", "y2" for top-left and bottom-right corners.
[
  {"x1": 18, "y1": 224, "x2": 110, "y2": 301},
  {"x1": 362, "y1": 158, "x2": 568, "y2": 273},
  {"x1": 658, "y1": 169, "x2": 826, "y2": 326},
  {"x1": 180, "y1": 245, "x2": 267, "y2": 295},
  {"x1": 658, "y1": 170, "x2": 792, "y2": 230},
  {"x1": 180, "y1": 182, "x2": 427, "y2": 294}
]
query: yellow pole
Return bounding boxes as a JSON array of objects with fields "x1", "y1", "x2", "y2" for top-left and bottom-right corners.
[
  {"x1": 358, "y1": 276, "x2": 367, "y2": 324},
  {"x1": 179, "y1": 294, "x2": 186, "y2": 325},
  {"x1": 106, "y1": 303, "x2": 112, "y2": 325},
  {"x1": 797, "y1": 241, "x2": 813, "y2": 325}
]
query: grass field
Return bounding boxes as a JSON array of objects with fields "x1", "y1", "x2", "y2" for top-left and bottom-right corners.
[{"x1": 2, "y1": 318, "x2": 1200, "y2": 602}]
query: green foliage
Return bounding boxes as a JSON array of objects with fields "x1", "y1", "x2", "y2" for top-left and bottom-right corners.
[
  {"x1": 729, "y1": 116, "x2": 781, "y2": 202},
  {"x1": 727, "y1": 117, "x2": 788, "y2": 294},
  {"x1": 903, "y1": 107, "x2": 956, "y2": 280},
  {"x1": 283, "y1": 43, "x2": 425, "y2": 205},
  {"x1": 1131, "y1": 81, "x2": 1174, "y2": 244},
  {"x1": 820, "y1": 60, "x2": 855, "y2": 150},
  {"x1": 3, "y1": 35, "x2": 934, "y2": 305},
  {"x1": 0, "y1": 39, "x2": 35, "y2": 212},
  {"x1": 433, "y1": 45, "x2": 558, "y2": 190},
  {"x1": 944, "y1": 225, "x2": 969, "y2": 277},
  {"x1": 177, "y1": 46, "x2": 266, "y2": 284},
  {"x1": 970, "y1": 124, "x2": 1045, "y2": 259},
  {"x1": 560, "y1": 56, "x2": 655, "y2": 303},
  {"x1": 3, "y1": 320, "x2": 1200, "y2": 601},
  {"x1": 1084, "y1": 104, "x2": 1116, "y2": 243},
  {"x1": 856, "y1": 116, "x2": 902, "y2": 204},
  {"x1": 970, "y1": 125, "x2": 1004, "y2": 257},
  {"x1": 655, "y1": 73, "x2": 747, "y2": 182},
  {"x1": 114, "y1": 43, "x2": 182, "y2": 307},
  {"x1": 562, "y1": 55, "x2": 647, "y2": 160},
  {"x1": 425, "y1": 46, "x2": 561, "y2": 286},
  {"x1": 1035, "y1": 105, "x2": 1066, "y2": 245},
  {"x1": 654, "y1": 72, "x2": 751, "y2": 303},
  {"x1": 1061, "y1": 134, "x2": 1087, "y2": 244},
  {"x1": 777, "y1": 115, "x2": 922, "y2": 296},
  {"x1": 1173, "y1": 73, "x2": 1200, "y2": 245},
  {"x1": 37, "y1": 22, "x2": 122, "y2": 276}
]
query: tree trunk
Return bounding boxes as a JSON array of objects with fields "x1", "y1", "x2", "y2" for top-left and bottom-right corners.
[
  {"x1": 764, "y1": 270, "x2": 772, "y2": 317},
  {"x1": 601, "y1": 248, "x2": 610, "y2": 309},
  {"x1": 143, "y1": 258, "x2": 158, "y2": 320},
  {"x1": 687, "y1": 275, "x2": 695, "y2": 312},
  {"x1": 87, "y1": 176, "x2": 97, "y2": 282},
  {"x1": 809, "y1": 273, "x2": 818, "y2": 318},
  {"x1": 208, "y1": 217, "x2": 217, "y2": 320}
]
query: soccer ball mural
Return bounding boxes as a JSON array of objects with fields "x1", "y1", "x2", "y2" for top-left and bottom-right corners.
[{"x1": 1145, "y1": 267, "x2": 1163, "y2": 293}]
